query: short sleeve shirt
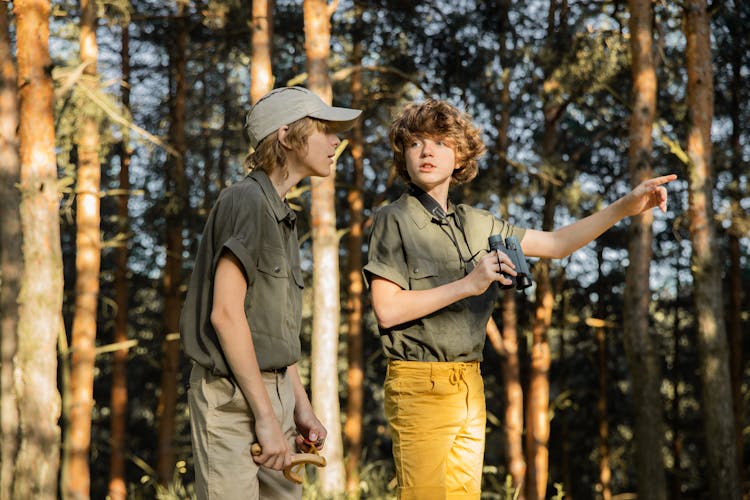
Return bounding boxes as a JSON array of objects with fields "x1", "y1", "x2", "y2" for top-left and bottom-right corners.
[
  {"x1": 363, "y1": 192, "x2": 525, "y2": 362},
  {"x1": 180, "y1": 169, "x2": 304, "y2": 376}
]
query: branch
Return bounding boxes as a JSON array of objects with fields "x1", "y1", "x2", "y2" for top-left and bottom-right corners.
[{"x1": 499, "y1": 152, "x2": 564, "y2": 186}]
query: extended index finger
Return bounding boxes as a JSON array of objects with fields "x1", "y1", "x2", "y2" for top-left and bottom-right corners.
[{"x1": 646, "y1": 174, "x2": 678, "y2": 187}]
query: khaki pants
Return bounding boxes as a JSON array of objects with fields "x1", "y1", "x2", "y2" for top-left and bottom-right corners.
[
  {"x1": 188, "y1": 363, "x2": 301, "y2": 500},
  {"x1": 385, "y1": 360, "x2": 486, "y2": 500}
]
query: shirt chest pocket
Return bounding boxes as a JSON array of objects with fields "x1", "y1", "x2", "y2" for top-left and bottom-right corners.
[
  {"x1": 407, "y1": 258, "x2": 440, "y2": 290},
  {"x1": 257, "y1": 250, "x2": 289, "y2": 278},
  {"x1": 255, "y1": 246, "x2": 304, "y2": 292}
]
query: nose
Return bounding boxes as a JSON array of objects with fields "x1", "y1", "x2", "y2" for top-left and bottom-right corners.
[
  {"x1": 330, "y1": 133, "x2": 341, "y2": 148},
  {"x1": 420, "y1": 140, "x2": 434, "y2": 157}
]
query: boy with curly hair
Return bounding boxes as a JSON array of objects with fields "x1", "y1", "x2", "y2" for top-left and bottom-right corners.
[{"x1": 364, "y1": 98, "x2": 674, "y2": 499}]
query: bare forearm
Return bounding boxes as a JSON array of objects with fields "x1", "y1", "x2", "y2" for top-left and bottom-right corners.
[
  {"x1": 288, "y1": 365, "x2": 312, "y2": 412},
  {"x1": 523, "y1": 199, "x2": 627, "y2": 259},
  {"x1": 372, "y1": 277, "x2": 474, "y2": 329},
  {"x1": 212, "y1": 311, "x2": 274, "y2": 420}
]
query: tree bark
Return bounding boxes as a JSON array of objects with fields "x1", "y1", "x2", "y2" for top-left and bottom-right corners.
[
  {"x1": 65, "y1": 1, "x2": 102, "y2": 496},
  {"x1": 684, "y1": 1, "x2": 740, "y2": 497},
  {"x1": 595, "y1": 322, "x2": 611, "y2": 500},
  {"x1": 622, "y1": 2, "x2": 668, "y2": 498},
  {"x1": 250, "y1": 0, "x2": 273, "y2": 104},
  {"x1": 525, "y1": 2, "x2": 567, "y2": 495},
  {"x1": 525, "y1": 234, "x2": 552, "y2": 500},
  {"x1": 304, "y1": 0, "x2": 346, "y2": 495},
  {"x1": 669, "y1": 256, "x2": 683, "y2": 500},
  {"x1": 108, "y1": 21, "x2": 132, "y2": 500},
  {"x1": 13, "y1": 1, "x2": 63, "y2": 497},
  {"x1": 0, "y1": 2, "x2": 21, "y2": 498},
  {"x1": 726, "y1": 2, "x2": 745, "y2": 481},
  {"x1": 156, "y1": 0, "x2": 188, "y2": 484},
  {"x1": 499, "y1": 292, "x2": 525, "y2": 498},
  {"x1": 494, "y1": 66, "x2": 525, "y2": 499},
  {"x1": 344, "y1": 11, "x2": 364, "y2": 495}
]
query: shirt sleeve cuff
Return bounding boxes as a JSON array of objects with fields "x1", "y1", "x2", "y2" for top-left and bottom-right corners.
[{"x1": 362, "y1": 261, "x2": 409, "y2": 290}]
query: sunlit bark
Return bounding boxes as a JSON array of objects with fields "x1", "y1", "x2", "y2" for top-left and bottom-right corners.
[
  {"x1": 13, "y1": 1, "x2": 63, "y2": 497},
  {"x1": 250, "y1": 0, "x2": 273, "y2": 104},
  {"x1": 622, "y1": 1, "x2": 668, "y2": 498},
  {"x1": 107, "y1": 21, "x2": 132, "y2": 500},
  {"x1": 684, "y1": 1, "x2": 740, "y2": 497},
  {"x1": 304, "y1": 0, "x2": 346, "y2": 494},
  {"x1": 65, "y1": 1, "x2": 102, "y2": 496},
  {"x1": 0, "y1": 2, "x2": 21, "y2": 498},
  {"x1": 344, "y1": 11, "x2": 364, "y2": 495},
  {"x1": 494, "y1": 66, "x2": 525, "y2": 498}
]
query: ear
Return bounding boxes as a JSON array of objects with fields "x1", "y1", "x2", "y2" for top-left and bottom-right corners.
[{"x1": 277, "y1": 125, "x2": 292, "y2": 149}]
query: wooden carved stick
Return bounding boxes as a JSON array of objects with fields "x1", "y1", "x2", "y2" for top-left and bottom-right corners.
[{"x1": 250, "y1": 443, "x2": 327, "y2": 484}]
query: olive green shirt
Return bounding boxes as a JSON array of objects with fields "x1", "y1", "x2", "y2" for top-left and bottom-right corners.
[
  {"x1": 180, "y1": 170, "x2": 304, "y2": 376},
  {"x1": 363, "y1": 192, "x2": 525, "y2": 362}
]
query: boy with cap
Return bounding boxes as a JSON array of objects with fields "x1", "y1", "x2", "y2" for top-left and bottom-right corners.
[
  {"x1": 363, "y1": 98, "x2": 675, "y2": 499},
  {"x1": 181, "y1": 86, "x2": 361, "y2": 499}
]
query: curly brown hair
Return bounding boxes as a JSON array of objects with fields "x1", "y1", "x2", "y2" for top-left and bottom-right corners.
[
  {"x1": 244, "y1": 117, "x2": 329, "y2": 178},
  {"x1": 389, "y1": 99, "x2": 486, "y2": 186}
]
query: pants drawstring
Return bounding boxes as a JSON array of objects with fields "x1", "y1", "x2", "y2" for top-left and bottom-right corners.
[{"x1": 448, "y1": 366, "x2": 465, "y2": 385}]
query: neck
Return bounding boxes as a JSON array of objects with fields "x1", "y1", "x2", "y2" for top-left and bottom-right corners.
[
  {"x1": 413, "y1": 182, "x2": 449, "y2": 211},
  {"x1": 268, "y1": 168, "x2": 303, "y2": 199}
]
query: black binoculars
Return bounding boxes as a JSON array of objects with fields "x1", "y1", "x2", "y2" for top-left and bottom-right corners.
[{"x1": 488, "y1": 235, "x2": 533, "y2": 290}]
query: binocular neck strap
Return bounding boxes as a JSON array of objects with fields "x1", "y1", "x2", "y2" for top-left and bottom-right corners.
[{"x1": 408, "y1": 184, "x2": 448, "y2": 223}]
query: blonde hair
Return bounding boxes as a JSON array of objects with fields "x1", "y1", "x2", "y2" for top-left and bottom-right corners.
[
  {"x1": 244, "y1": 117, "x2": 329, "y2": 178},
  {"x1": 389, "y1": 99, "x2": 486, "y2": 185}
]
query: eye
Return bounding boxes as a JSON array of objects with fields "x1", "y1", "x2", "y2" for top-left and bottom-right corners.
[{"x1": 409, "y1": 140, "x2": 421, "y2": 148}]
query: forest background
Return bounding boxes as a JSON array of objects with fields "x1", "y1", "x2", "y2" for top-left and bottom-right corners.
[{"x1": 0, "y1": 0, "x2": 748, "y2": 499}]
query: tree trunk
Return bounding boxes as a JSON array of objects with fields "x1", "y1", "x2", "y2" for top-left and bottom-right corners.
[
  {"x1": 594, "y1": 322, "x2": 611, "y2": 500},
  {"x1": 217, "y1": 47, "x2": 230, "y2": 192},
  {"x1": 156, "y1": 0, "x2": 188, "y2": 484},
  {"x1": 108, "y1": 21, "x2": 132, "y2": 500},
  {"x1": 669, "y1": 256, "x2": 683, "y2": 500},
  {"x1": 304, "y1": 0, "x2": 346, "y2": 495},
  {"x1": 525, "y1": 240, "x2": 552, "y2": 500},
  {"x1": 499, "y1": 292, "x2": 525, "y2": 497},
  {"x1": 684, "y1": 1, "x2": 740, "y2": 497},
  {"x1": 622, "y1": 2, "x2": 668, "y2": 498},
  {"x1": 344, "y1": 12, "x2": 364, "y2": 496},
  {"x1": 526, "y1": 86, "x2": 561, "y2": 500},
  {"x1": 726, "y1": 3, "x2": 745, "y2": 481},
  {"x1": 0, "y1": 2, "x2": 21, "y2": 498},
  {"x1": 13, "y1": 1, "x2": 63, "y2": 497},
  {"x1": 525, "y1": 2, "x2": 567, "y2": 495},
  {"x1": 250, "y1": 0, "x2": 273, "y2": 104},
  {"x1": 65, "y1": 1, "x2": 101, "y2": 496},
  {"x1": 494, "y1": 66, "x2": 525, "y2": 498}
]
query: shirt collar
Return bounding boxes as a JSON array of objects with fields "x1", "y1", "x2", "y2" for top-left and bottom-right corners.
[
  {"x1": 404, "y1": 190, "x2": 457, "y2": 229},
  {"x1": 248, "y1": 169, "x2": 297, "y2": 224}
]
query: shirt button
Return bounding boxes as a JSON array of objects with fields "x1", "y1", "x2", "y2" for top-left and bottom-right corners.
[
  {"x1": 413, "y1": 268, "x2": 420, "y2": 273},
  {"x1": 273, "y1": 266, "x2": 281, "y2": 273}
]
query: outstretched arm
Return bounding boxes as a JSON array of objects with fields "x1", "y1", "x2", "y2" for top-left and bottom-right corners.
[{"x1": 521, "y1": 174, "x2": 676, "y2": 259}]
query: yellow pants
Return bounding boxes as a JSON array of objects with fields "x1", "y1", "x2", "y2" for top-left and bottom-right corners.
[{"x1": 385, "y1": 360, "x2": 486, "y2": 500}]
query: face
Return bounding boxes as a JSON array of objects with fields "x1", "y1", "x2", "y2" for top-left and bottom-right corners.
[
  {"x1": 404, "y1": 136, "x2": 457, "y2": 190},
  {"x1": 290, "y1": 128, "x2": 341, "y2": 178}
]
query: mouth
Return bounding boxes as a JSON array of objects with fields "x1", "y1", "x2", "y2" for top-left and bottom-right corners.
[{"x1": 419, "y1": 162, "x2": 436, "y2": 171}]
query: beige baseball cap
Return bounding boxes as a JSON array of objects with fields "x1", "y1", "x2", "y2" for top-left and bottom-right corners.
[{"x1": 245, "y1": 86, "x2": 362, "y2": 148}]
